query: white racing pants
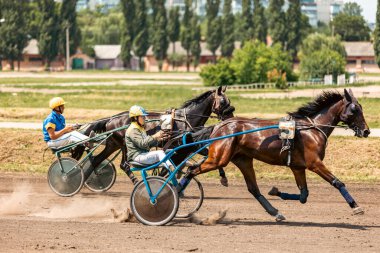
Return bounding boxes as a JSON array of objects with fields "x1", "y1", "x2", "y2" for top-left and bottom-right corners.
[
  {"x1": 47, "y1": 131, "x2": 89, "y2": 149},
  {"x1": 134, "y1": 150, "x2": 174, "y2": 168}
]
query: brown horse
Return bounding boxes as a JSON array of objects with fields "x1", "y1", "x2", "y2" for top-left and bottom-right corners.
[{"x1": 182, "y1": 89, "x2": 370, "y2": 221}]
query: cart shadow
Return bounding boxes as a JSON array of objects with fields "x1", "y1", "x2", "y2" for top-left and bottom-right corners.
[{"x1": 171, "y1": 218, "x2": 380, "y2": 230}]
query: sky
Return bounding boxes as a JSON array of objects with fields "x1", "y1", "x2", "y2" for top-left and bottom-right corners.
[{"x1": 344, "y1": 0, "x2": 377, "y2": 23}]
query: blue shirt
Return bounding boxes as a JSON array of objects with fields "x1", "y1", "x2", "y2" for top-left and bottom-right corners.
[{"x1": 42, "y1": 111, "x2": 66, "y2": 142}]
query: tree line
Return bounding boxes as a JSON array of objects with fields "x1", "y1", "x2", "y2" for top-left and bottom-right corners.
[
  {"x1": 0, "y1": 0, "x2": 375, "y2": 74},
  {"x1": 0, "y1": 0, "x2": 80, "y2": 70}
]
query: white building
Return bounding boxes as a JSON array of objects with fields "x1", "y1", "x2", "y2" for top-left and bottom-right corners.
[{"x1": 316, "y1": 0, "x2": 343, "y2": 24}]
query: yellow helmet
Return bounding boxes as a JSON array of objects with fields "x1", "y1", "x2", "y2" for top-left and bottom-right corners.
[
  {"x1": 49, "y1": 97, "x2": 66, "y2": 109},
  {"x1": 129, "y1": 105, "x2": 148, "y2": 118}
]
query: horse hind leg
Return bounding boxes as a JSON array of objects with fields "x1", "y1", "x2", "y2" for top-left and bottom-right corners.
[
  {"x1": 268, "y1": 168, "x2": 309, "y2": 204},
  {"x1": 232, "y1": 155, "x2": 285, "y2": 222}
]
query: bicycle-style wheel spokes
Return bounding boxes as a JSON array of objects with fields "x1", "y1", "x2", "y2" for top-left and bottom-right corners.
[
  {"x1": 130, "y1": 176, "x2": 179, "y2": 226},
  {"x1": 84, "y1": 159, "x2": 117, "y2": 193},
  {"x1": 176, "y1": 177, "x2": 204, "y2": 218},
  {"x1": 47, "y1": 157, "x2": 84, "y2": 197}
]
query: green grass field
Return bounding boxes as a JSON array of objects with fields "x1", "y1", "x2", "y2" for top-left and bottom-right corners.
[{"x1": 1, "y1": 81, "x2": 379, "y2": 127}]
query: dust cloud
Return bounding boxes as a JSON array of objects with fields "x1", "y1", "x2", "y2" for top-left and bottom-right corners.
[
  {"x1": 0, "y1": 183, "x2": 32, "y2": 215},
  {"x1": 32, "y1": 197, "x2": 115, "y2": 219}
]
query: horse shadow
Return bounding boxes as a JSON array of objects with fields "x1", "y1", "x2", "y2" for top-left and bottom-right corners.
[{"x1": 171, "y1": 218, "x2": 380, "y2": 230}]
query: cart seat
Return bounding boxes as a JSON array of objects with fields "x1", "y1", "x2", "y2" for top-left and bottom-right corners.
[{"x1": 129, "y1": 161, "x2": 165, "y2": 168}]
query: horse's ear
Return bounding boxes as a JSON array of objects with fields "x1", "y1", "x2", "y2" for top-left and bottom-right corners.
[
  {"x1": 348, "y1": 89, "x2": 358, "y2": 102},
  {"x1": 217, "y1": 86, "x2": 222, "y2": 95},
  {"x1": 223, "y1": 86, "x2": 227, "y2": 92},
  {"x1": 344, "y1": 89, "x2": 352, "y2": 103}
]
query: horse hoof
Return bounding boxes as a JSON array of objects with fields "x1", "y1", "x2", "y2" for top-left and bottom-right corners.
[
  {"x1": 220, "y1": 177, "x2": 228, "y2": 187},
  {"x1": 353, "y1": 207, "x2": 364, "y2": 215},
  {"x1": 268, "y1": 187, "x2": 279, "y2": 196},
  {"x1": 275, "y1": 213, "x2": 286, "y2": 222}
]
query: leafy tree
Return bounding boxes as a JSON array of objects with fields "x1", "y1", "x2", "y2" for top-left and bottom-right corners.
[
  {"x1": 190, "y1": 15, "x2": 202, "y2": 71},
  {"x1": 374, "y1": 0, "x2": 380, "y2": 67},
  {"x1": 342, "y1": 2, "x2": 363, "y2": 16},
  {"x1": 180, "y1": 0, "x2": 193, "y2": 72},
  {"x1": 28, "y1": 1, "x2": 42, "y2": 39},
  {"x1": 0, "y1": 0, "x2": 29, "y2": 70},
  {"x1": 241, "y1": 0, "x2": 254, "y2": 43},
  {"x1": 151, "y1": 0, "x2": 168, "y2": 71},
  {"x1": 233, "y1": 13, "x2": 244, "y2": 42},
  {"x1": 200, "y1": 58, "x2": 236, "y2": 86},
  {"x1": 300, "y1": 14, "x2": 313, "y2": 40},
  {"x1": 206, "y1": 0, "x2": 222, "y2": 63},
  {"x1": 38, "y1": 0, "x2": 61, "y2": 70},
  {"x1": 253, "y1": 0, "x2": 267, "y2": 43},
  {"x1": 133, "y1": 0, "x2": 149, "y2": 70},
  {"x1": 120, "y1": 0, "x2": 135, "y2": 68},
  {"x1": 221, "y1": 0, "x2": 234, "y2": 57},
  {"x1": 300, "y1": 48, "x2": 346, "y2": 81},
  {"x1": 61, "y1": 0, "x2": 81, "y2": 56},
  {"x1": 267, "y1": 0, "x2": 287, "y2": 48},
  {"x1": 286, "y1": 0, "x2": 302, "y2": 58},
  {"x1": 168, "y1": 7, "x2": 180, "y2": 54},
  {"x1": 78, "y1": 8, "x2": 123, "y2": 57},
  {"x1": 299, "y1": 33, "x2": 346, "y2": 80},
  {"x1": 331, "y1": 13, "x2": 370, "y2": 41},
  {"x1": 298, "y1": 33, "x2": 346, "y2": 59}
]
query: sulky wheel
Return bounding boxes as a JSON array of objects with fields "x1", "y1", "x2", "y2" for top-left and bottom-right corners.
[
  {"x1": 176, "y1": 177, "x2": 204, "y2": 218},
  {"x1": 130, "y1": 176, "x2": 179, "y2": 226},
  {"x1": 47, "y1": 157, "x2": 84, "y2": 197},
  {"x1": 83, "y1": 159, "x2": 117, "y2": 193}
]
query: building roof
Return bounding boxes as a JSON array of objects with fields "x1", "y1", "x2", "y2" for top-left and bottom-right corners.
[
  {"x1": 23, "y1": 39, "x2": 39, "y2": 55},
  {"x1": 344, "y1": 42, "x2": 374, "y2": 57},
  {"x1": 93, "y1": 45, "x2": 121, "y2": 59},
  {"x1": 146, "y1": 41, "x2": 241, "y2": 57}
]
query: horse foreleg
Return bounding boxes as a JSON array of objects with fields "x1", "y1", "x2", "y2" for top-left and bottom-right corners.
[
  {"x1": 268, "y1": 169, "x2": 309, "y2": 204},
  {"x1": 179, "y1": 139, "x2": 235, "y2": 190},
  {"x1": 232, "y1": 155, "x2": 285, "y2": 221},
  {"x1": 309, "y1": 161, "x2": 363, "y2": 215},
  {"x1": 218, "y1": 168, "x2": 228, "y2": 187}
]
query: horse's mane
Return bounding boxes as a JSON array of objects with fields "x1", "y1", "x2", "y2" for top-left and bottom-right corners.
[
  {"x1": 180, "y1": 90, "x2": 214, "y2": 108},
  {"x1": 288, "y1": 91, "x2": 343, "y2": 118}
]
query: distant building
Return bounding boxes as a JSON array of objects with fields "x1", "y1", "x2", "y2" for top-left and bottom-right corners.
[
  {"x1": 0, "y1": 39, "x2": 64, "y2": 71},
  {"x1": 76, "y1": 0, "x2": 89, "y2": 11},
  {"x1": 93, "y1": 45, "x2": 139, "y2": 70},
  {"x1": 301, "y1": 0, "x2": 318, "y2": 27},
  {"x1": 315, "y1": 0, "x2": 343, "y2": 24},
  {"x1": 93, "y1": 45, "x2": 123, "y2": 69},
  {"x1": 344, "y1": 41, "x2": 378, "y2": 73}
]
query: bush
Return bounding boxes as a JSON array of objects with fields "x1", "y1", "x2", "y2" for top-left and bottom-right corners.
[
  {"x1": 200, "y1": 40, "x2": 295, "y2": 87},
  {"x1": 267, "y1": 69, "x2": 287, "y2": 89},
  {"x1": 200, "y1": 58, "x2": 236, "y2": 86}
]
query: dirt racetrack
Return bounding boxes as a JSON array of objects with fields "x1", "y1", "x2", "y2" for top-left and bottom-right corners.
[{"x1": 0, "y1": 173, "x2": 379, "y2": 253}]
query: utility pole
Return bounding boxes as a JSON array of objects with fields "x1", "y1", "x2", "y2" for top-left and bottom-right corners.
[
  {"x1": 0, "y1": 19, "x2": 5, "y2": 71},
  {"x1": 66, "y1": 22, "x2": 70, "y2": 71}
]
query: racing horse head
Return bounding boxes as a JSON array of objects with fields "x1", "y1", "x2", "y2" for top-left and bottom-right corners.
[{"x1": 339, "y1": 89, "x2": 370, "y2": 137}]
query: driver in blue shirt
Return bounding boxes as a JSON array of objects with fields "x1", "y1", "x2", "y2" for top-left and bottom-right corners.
[{"x1": 43, "y1": 97, "x2": 90, "y2": 149}]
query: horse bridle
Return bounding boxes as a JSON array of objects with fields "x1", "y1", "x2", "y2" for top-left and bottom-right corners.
[{"x1": 212, "y1": 92, "x2": 234, "y2": 120}]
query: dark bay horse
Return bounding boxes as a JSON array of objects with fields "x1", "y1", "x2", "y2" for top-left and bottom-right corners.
[
  {"x1": 182, "y1": 89, "x2": 370, "y2": 221},
  {"x1": 73, "y1": 86, "x2": 234, "y2": 182}
]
